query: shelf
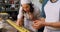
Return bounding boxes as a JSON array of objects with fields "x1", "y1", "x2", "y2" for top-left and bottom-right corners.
[{"x1": 0, "y1": 0, "x2": 20, "y2": 12}]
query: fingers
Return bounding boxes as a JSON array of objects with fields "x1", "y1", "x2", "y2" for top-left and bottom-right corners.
[
  {"x1": 32, "y1": 24, "x2": 39, "y2": 29},
  {"x1": 16, "y1": 22, "x2": 20, "y2": 26},
  {"x1": 32, "y1": 20, "x2": 44, "y2": 29},
  {"x1": 32, "y1": 22, "x2": 39, "y2": 29},
  {"x1": 16, "y1": 21, "x2": 22, "y2": 26},
  {"x1": 32, "y1": 23, "x2": 42, "y2": 29},
  {"x1": 33, "y1": 20, "x2": 39, "y2": 23}
]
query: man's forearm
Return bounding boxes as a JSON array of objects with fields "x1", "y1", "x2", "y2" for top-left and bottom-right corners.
[{"x1": 44, "y1": 22, "x2": 60, "y2": 28}]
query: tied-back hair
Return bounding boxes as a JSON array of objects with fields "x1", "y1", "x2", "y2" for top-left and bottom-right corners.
[{"x1": 21, "y1": 3, "x2": 34, "y2": 13}]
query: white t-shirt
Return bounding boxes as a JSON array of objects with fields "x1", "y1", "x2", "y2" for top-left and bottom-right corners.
[
  {"x1": 44, "y1": 0, "x2": 60, "y2": 30},
  {"x1": 44, "y1": 0, "x2": 60, "y2": 22}
]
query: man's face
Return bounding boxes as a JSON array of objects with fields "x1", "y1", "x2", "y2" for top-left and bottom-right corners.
[
  {"x1": 22, "y1": 4, "x2": 30, "y2": 12},
  {"x1": 51, "y1": 0, "x2": 57, "y2": 3}
]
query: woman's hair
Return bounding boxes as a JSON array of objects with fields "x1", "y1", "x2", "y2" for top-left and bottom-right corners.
[{"x1": 21, "y1": 3, "x2": 34, "y2": 13}]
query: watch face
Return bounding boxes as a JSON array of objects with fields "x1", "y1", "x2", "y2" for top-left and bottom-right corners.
[{"x1": 50, "y1": 0, "x2": 58, "y2": 3}]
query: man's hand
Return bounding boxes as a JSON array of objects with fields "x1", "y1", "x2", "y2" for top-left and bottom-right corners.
[{"x1": 32, "y1": 20, "x2": 45, "y2": 29}]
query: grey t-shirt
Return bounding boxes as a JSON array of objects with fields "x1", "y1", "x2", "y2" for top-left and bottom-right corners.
[{"x1": 17, "y1": 6, "x2": 41, "y2": 32}]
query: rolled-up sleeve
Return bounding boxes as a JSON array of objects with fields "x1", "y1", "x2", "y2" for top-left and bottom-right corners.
[
  {"x1": 37, "y1": 9, "x2": 42, "y2": 19},
  {"x1": 17, "y1": 7, "x2": 23, "y2": 19},
  {"x1": 35, "y1": 8, "x2": 42, "y2": 19}
]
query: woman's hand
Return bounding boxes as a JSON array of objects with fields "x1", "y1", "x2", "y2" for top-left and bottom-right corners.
[
  {"x1": 16, "y1": 19, "x2": 23, "y2": 26},
  {"x1": 32, "y1": 20, "x2": 45, "y2": 29},
  {"x1": 16, "y1": 21, "x2": 20, "y2": 26}
]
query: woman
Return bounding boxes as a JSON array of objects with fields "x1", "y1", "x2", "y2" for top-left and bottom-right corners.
[
  {"x1": 33, "y1": 0, "x2": 60, "y2": 32},
  {"x1": 16, "y1": 0, "x2": 43, "y2": 32}
]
